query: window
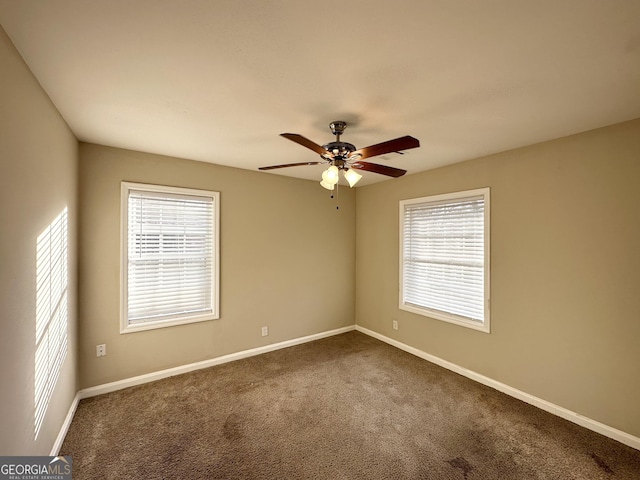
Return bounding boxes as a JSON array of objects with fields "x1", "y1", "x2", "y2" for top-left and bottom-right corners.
[
  {"x1": 400, "y1": 188, "x2": 490, "y2": 332},
  {"x1": 121, "y1": 183, "x2": 219, "y2": 333}
]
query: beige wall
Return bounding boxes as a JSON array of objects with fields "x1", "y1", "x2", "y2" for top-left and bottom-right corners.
[
  {"x1": 0, "y1": 27, "x2": 78, "y2": 454},
  {"x1": 355, "y1": 119, "x2": 640, "y2": 438},
  {"x1": 78, "y1": 143, "x2": 355, "y2": 388}
]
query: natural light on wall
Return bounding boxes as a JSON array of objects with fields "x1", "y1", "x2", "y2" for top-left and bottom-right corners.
[{"x1": 35, "y1": 207, "x2": 68, "y2": 439}]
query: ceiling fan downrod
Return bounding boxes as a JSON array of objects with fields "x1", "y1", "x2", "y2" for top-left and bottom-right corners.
[{"x1": 329, "y1": 121, "x2": 347, "y2": 140}]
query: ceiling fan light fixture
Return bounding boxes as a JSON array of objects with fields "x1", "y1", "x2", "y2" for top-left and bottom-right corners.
[
  {"x1": 320, "y1": 179, "x2": 335, "y2": 190},
  {"x1": 322, "y1": 165, "x2": 340, "y2": 185},
  {"x1": 344, "y1": 168, "x2": 363, "y2": 187}
]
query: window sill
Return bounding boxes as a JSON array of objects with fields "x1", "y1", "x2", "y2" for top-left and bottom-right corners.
[{"x1": 399, "y1": 302, "x2": 490, "y2": 333}]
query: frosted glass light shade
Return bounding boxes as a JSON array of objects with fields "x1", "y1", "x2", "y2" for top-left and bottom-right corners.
[
  {"x1": 320, "y1": 179, "x2": 335, "y2": 190},
  {"x1": 323, "y1": 165, "x2": 340, "y2": 185},
  {"x1": 344, "y1": 169, "x2": 362, "y2": 187}
]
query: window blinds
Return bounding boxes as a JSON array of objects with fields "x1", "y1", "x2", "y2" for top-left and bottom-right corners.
[
  {"x1": 402, "y1": 194, "x2": 485, "y2": 322},
  {"x1": 127, "y1": 189, "x2": 214, "y2": 325}
]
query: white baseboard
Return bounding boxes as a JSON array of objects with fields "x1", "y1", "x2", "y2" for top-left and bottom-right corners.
[
  {"x1": 50, "y1": 391, "x2": 80, "y2": 456},
  {"x1": 356, "y1": 325, "x2": 640, "y2": 451},
  {"x1": 79, "y1": 325, "x2": 355, "y2": 400}
]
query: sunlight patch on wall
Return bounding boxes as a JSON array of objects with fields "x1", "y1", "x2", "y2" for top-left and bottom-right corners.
[{"x1": 35, "y1": 207, "x2": 68, "y2": 439}]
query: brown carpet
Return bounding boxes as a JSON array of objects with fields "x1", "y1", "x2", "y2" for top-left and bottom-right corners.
[{"x1": 61, "y1": 331, "x2": 640, "y2": 479}]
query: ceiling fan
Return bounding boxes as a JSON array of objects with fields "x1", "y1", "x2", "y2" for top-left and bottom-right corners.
[{"x1": 259, "y1": 121, "x2": 420, "y2": 189}]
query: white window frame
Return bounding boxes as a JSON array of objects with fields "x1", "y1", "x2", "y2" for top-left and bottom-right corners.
[
  {"x1": 120, "y1": 182, "x2": 220, "y2": 333},
  {"x1": 399, "y1": 188, "x2": 490, "y2": 333}
]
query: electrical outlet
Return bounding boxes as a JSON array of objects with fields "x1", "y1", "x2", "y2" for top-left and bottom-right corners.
[
  {"x1": 96, "y1": 344, "x2": 106, "y2": 357},
  {"x1": 261, "y1": 326, "x2": 269, "y2": 337},
  {"x1": 392, "y1": 320, "x2": 398, "y2": 331}
]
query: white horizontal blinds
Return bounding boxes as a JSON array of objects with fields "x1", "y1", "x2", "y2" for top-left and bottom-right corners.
[
  {"x1": 403, "y1": 195, "x2": 485, "y2": 322},
  {"x1": 127, "y1": 189, "x2": 214, "y2": 325}
]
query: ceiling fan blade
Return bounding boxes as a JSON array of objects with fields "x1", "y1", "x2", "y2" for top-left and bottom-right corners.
[
  {"x1": 350, "y1": 161, "x2": 407, "y2": 178},
  {"x1": 353, "y1": 135, "x2": 420, "y2": 160},
  {"x1": 281, "y1": 133, "x2": 330, "y2": 156},
  {"x1": 259, "y1": 161, "x2": 324, "y2": 171}
]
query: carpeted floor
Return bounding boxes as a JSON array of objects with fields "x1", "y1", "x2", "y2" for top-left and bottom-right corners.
[{"x1": 61, "y1": 331, "x2": 640, "y2": 479}]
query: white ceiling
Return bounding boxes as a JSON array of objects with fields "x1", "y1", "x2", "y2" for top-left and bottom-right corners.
[{"x1": 1, "y1": 0, "x2": 639, "y2": 186}]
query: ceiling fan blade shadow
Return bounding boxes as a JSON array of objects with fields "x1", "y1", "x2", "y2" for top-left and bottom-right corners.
[
  {"x1": 281, "y1": 133, "x2": 330, "y2": 156},
  {"x1": 350, "y1": 161, "x2": 407, "y2": 177},
  {"x1": 353, "y1": 135, "x2": 419, "y2": 160},
  {"x1": 259, "y1": 161, "x2": 325, "y2": 171}
]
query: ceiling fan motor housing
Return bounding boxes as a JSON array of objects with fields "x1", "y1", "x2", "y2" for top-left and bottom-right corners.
[
  {"x1": 322, "y1": 141, "x2": 357, "y2": 163},
  {"x1": 323, "y1": 121, "x2": 361, "y2": 165}
]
